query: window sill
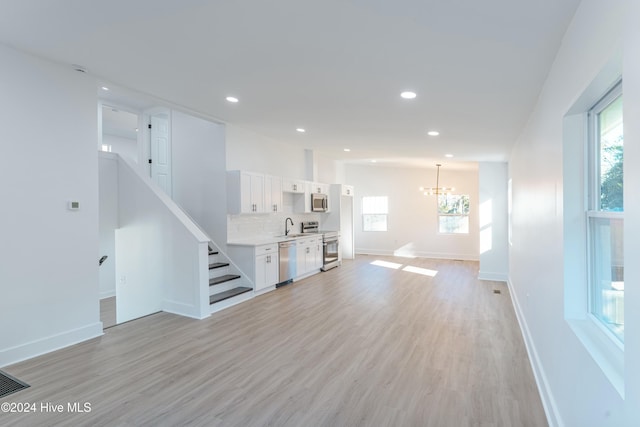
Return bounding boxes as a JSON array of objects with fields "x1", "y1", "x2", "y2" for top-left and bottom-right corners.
[{"x1": 566, "y1": 317, "x2": 624, "y2": 398}]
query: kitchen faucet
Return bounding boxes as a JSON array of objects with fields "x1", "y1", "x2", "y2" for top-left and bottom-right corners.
[{"x1": 285, "y1": 217, "x2": 294, "y2": 236}]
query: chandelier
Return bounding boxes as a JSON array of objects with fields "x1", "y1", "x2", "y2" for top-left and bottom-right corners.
[{"x1": 419, "y1": 164, "x2": 454, "y2": 196}]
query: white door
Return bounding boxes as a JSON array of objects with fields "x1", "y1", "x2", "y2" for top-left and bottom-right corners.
[{"x1": 150, "y1": 115, "x2": 172, "y2": 196}]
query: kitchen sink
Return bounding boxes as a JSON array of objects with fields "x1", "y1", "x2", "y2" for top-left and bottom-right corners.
[{"x1": 276, "y1": 233, "x2": 310, "y2": 238}]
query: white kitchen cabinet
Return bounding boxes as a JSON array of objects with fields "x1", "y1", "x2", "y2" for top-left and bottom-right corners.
[
  {"x1": 282, "y1": 178, "x2": 305, "y2": 193},
  {"x1": 255, "y1": 244, "x2": 279, "y2": 292},
  {"x1": 296, "y1": 236, "x2": 320, "y2": 277},
  {"x1": 264, "y1": 175, "x2": 283, "y2": 213},
  {"x1": 310, "y1": 182, "x2": 330, "y2": 195},
  {"x1": 227, "y1": 170, "x2": 265, "y2": 214},
  {"x1": 342, "y1": 185, "x2": 354, "y2": 196},
  {"x1": 228, "y1": 243, "x2": 278, "y2": 294}
]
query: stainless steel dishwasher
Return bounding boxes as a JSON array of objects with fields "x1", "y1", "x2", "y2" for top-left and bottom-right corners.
[{"x1": 278, "y1": 240, "x2": 297, "y2": 287}]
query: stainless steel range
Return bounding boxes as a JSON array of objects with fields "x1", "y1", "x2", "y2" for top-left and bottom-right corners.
[{"x1": 301, "y1": 221, "x2": 341, "y2": 271}]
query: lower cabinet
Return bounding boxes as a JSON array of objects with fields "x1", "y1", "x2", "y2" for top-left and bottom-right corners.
[
  {"x1": 255, "y1": 250, "x2": 278, "y2": 292},
  {"x1": 228, "y1": 243, "x2": 279, "y2": 294},
  {"x1": 296, "y1": 237, "x2": 321, "y2": 277}
]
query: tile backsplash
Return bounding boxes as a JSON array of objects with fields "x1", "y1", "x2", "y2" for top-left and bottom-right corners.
[{"x1": 228, "y1": 213, "x2": 322, "y2": 241}]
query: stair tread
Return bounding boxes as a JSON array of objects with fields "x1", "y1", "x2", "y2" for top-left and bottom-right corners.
[
  {"x1": 209, "y1": 287, "x2": 252, "y2": 304},
  {"x1": 209, "y1": 262, "x2": 230, "y2": 269},
  {"x1": 209, "y1": 250, "x2": 219, "y2": 255},
  {"x1": 209, "y1": 274, "x2": 241, "y2": 286}
]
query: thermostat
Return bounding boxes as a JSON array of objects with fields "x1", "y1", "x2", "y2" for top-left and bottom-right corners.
[{"x1": 68, "y1": 201, "x2": 80, "y2": 210}]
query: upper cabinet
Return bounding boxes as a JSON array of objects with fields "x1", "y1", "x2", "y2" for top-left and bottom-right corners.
[
  {"x1": 282, "y1": 178, "x2": 305, "y2": 194},
  {"x1": 228, "y1": 170, "x2": 337, "y2": 214},
  {"x1": 310, "y1": 182, "x2": 330, "y2": 195},
  {"x1": 342, "y1": 185, "x2": 354, "y2": 196},
  {"x1": 227, "y1": 170, "x2": 265, "y2": 214},
  {"x1": 264, "y1": 175, "x2": 283, "y2": 213}
]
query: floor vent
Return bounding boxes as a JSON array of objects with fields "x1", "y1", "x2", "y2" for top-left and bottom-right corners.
[
  {"x1": 493, "y1": 289, "x2": 502, "y2": 294},
  {"x1": 0, "y1": 371, "x2": 30, "y2": 399}
]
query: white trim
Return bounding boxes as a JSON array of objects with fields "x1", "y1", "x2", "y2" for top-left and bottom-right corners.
[
  {"x1": 355, "y1": 248, "x2": 479, "y2": 261},
  {"x1": 478, "y1": 271, "x2": 508, "y2": 282},
  {"x1": 507, "y1": 277, "x2": 563, "y2": 427},
  {"x1": 566, "y1": 317, "x2": 624, "y2": 397},
  {"x1": 100, "y1": 290, "x2": 116, "y2": 299},
  {"x1": 112, "y1": 153, "x2": 210, "y2": 243},
  {"x1": 0, "y1": 323, "x2": 103, "y2": 368},
  {"x1": 163, "y1": 300, "x2": 208, "y2": 320}
]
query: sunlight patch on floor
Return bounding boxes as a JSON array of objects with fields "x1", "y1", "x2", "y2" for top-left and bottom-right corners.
[
  {"x1": 371, "y1": 260, "x2": 402, "y2": 269},
  {"x1": 371, "y1": 259, "x2": 438, "y2": 277},
  {"x1": 402, "y1": 265, "x2": 438, "y2": 277}
]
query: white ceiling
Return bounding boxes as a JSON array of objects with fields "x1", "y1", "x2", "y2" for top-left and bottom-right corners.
[{"x1": 0, "y1": 0, "x2": 580, "y2": 168}]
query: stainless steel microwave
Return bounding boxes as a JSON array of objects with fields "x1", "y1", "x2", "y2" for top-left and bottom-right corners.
[{"x1": 311, "y1": 193, "x2": 328, "y2": 212}]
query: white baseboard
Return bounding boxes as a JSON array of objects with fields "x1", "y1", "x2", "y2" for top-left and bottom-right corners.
[
  {"x1": 100, "y1": 290, "x2": 116, "y2": 299},
  {"x1": 478, "y1": 271, "x2": 508, "y2": 281},
  {"x1": 0, "y1": 322, "x2": 103, "y2": 368},
  {"x1": 163, "y1": 299, "x2": 205, "y2": 320},
  {"x1": 507, "y1": 277, "x2": 563, "y2": 427},
  {"x1": 355, "y1": 248, "x2": 479, "y2": 261}
]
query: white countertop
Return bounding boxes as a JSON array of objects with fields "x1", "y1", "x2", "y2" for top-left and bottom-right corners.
[{"x1": 227, "y1": 233, "x2": 320, "y2": 247}]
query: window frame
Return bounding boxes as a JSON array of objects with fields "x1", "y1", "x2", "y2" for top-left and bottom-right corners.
[
  {"x1": 362, "y1": 196, "x2": 388, "y2": 232},
  {"x1": 585, "y1": 81, "x2": 624, "y2": 345},
  {"x1": 437, "y1": 193, "x2": 470, "y2": 234}
]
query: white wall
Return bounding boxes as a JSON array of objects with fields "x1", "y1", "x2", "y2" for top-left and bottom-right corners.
[
  {"x1": 99, "y1": 153, "x2": 118, "y2": 298},
  {"x1": 478, "y1": 162, "x2": 508, "y2": 281},
  {"x1": 0, "y1": 44, "x2": 102, "y2": 367},
  {"x1": 346, "y1": 164, "x2": 479, "y2": 260},
  {"x1": 103, "y1": 134, "x2": 137, "y2": 163},
  {"x1": 115, "y1": 155, "x2": 211, "y2": 320},
  {"x1": 171, "y1": 111, "x2": 226, "y2": 248},
  {"x1": 508, "y1": 1, "x2": 634, "y2": 426},
  {"x1": 315, "y1": 152, "x2": 339, "y2": 184},
  {"x1": 226, "y1": 124, "x2": 306, "y2": 179}
]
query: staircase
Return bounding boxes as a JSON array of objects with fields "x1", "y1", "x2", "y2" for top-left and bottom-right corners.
[{"x1": 208, "y1": 245, "x2": 253, "y2": 313}]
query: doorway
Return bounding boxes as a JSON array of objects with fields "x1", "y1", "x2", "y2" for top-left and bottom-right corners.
[{"x1": 98, "y1": 104, "x2": 144, "y2": 329}]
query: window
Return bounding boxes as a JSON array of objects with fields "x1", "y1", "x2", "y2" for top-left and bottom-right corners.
[
  {"x1": 438, "y1": 194, "x2": 470, "y2": 234},
  {"x1": 362, "y1": 196, "x2": 388, "y2": 231},
  {"x1": 587, "y1": 82, "x2": 623, "y2": 342}
]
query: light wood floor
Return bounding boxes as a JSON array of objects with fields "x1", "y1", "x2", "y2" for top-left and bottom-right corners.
[
  {"x1": 100, "y1": 296, "x2": 117, "y2": 329},
  {"x1": 3, "y1": 255, "x2": 547, "y2": 427}
]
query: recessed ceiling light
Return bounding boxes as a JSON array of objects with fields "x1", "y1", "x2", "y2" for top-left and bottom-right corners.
[
  {"x1": 296, "y1": 128, "x2": 306, "y2": 133},
  {"x1": 226, "y1": 96, "x2": 239, "y2": 103},
  {"x1": 400, "y1": 91, "x2": 417, "y2": 99},
  {"x1": 445, "y1": 154, "x2": 453, "y2": 158},
  {"x1": 344, "y1": 148, "x2": 351, "y2": 152},
  {"x1": 101, "y1": 86, "x2": 109, "y2": 91},
  {"x1": 135, "y1": 128, "x2": 139, "y2": 132},
  {"x1": 428, "y1": 131, "x2": 440, "y2": 136},
  {"x1": 371, "y1": 160, "x2": 377, "y2": 163}
]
